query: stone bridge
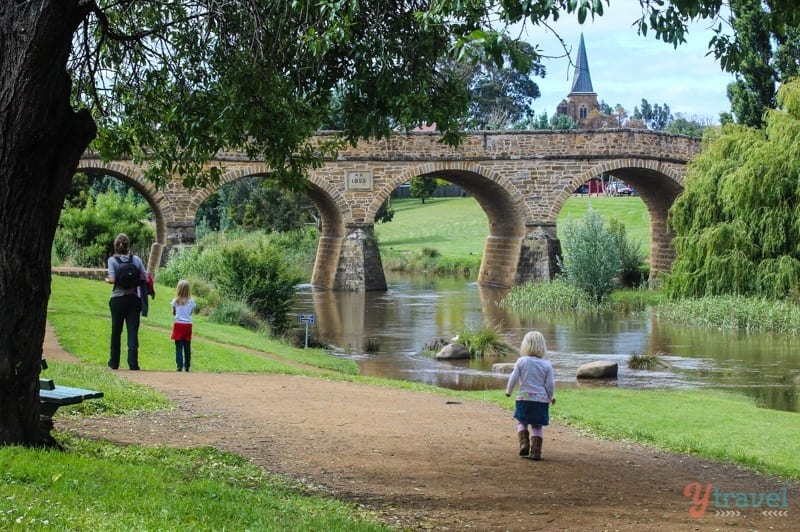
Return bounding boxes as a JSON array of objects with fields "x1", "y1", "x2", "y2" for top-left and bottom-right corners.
[{"x1": 77, "y1": 129, "x2": 701, "y2": 291}]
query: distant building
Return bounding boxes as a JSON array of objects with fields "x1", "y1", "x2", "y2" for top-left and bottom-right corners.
[{"x1": 556, "y1": 34, "x2": 599, "y2": 127}]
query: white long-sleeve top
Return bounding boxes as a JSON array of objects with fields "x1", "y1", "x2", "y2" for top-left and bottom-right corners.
[{"x1": 505, "y1": 356, "x2": 555, "y2": 403}]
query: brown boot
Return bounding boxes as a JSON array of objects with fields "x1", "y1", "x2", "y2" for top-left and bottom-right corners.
[
  {"x1": 518, "y1": 430, "x2": 530, "y2": 457},
  {"x1": 530, "y1": 436, "x2": 543, "y2": 460}
]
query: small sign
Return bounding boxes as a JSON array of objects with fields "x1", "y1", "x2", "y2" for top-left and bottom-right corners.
[
  {"x1": 299, "y1": 313, "x2": 315, "y2": 325},
  {"x1": 346, "y1": 170, "x2": 373, "y2": 191}
]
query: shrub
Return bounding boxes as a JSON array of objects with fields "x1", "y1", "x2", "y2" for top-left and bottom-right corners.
[
  {"x1": 558, "y1": 208, "x2": 622, "y2": 304},
  {"x1": 213, "y1": 242, "x2": 304, "y2": 335},
  {"x1": 54, "y1": 190, "x2": 154, "y2": 267},
  {"x1": 608, "y1": 218, "x2": 646, "y2": 287},
  {"x1": 160, "y1": 231, "x2": 307, "y2": 336}
]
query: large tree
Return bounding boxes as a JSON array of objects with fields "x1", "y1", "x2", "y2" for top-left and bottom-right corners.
[
  {"x1": 466, "y1": 42, "x2": 545, "y2": 130},
  {"x1": 665, "y1": 79, "x2": 800, "y2": 299},
  {"x1": 710, "y1": 0, "x2": 800, "y2": 127},
  {"x1": 2, "y1": 1, "x2": 798, "y2": 447}
]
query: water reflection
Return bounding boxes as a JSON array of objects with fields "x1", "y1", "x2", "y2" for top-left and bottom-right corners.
[{"x1": 292, "y1": 274, "x2": 800, "y2": 413}]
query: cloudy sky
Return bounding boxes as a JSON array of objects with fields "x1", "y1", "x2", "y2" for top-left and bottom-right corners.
[{"x1": 519, "y1": 4, "x2": 735, "y2": 123}]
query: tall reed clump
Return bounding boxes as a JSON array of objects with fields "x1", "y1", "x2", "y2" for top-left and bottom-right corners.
[
  {"x1": 503, "y1": 278, "x2": 599, "y2": 313},
  {"x1": 628, "y1": 352, "x2": 669, "y2": 370},
  {"x1": 456, "y1": 324, "x2": 516, "y2": 358},
  {"x1": 656, "y1": 295, "x2": 800, "y2": 334}
]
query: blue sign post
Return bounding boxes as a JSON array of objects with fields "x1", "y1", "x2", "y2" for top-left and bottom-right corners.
[{"x1": 299, "y1": 313, "x2": 315, "y2": 348}]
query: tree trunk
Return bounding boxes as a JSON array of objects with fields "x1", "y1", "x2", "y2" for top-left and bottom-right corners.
[{"x1": 0, "y1": 2, "x2": 95, "y2": 445}]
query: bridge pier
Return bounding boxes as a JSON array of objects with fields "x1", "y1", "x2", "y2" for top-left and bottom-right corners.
[
  {"x1": 332, "y1": 224, "x2": 387, "y2": 291},
  {"x1": 514, "y1": 223, "x2": 561, "y2": 285}
]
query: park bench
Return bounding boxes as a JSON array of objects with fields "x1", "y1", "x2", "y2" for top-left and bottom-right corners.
[{"x1": 39, "y1": 377, "x2": 104, "y2": 420}]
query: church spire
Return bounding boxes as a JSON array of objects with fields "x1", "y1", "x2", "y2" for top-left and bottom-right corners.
[{"x1": 570, "y1": 33, "x2": 594, "y2": 94}]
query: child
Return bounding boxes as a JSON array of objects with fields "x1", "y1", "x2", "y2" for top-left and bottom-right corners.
[
  {"x1": 170, "y1": 280, "x2": 196, "y2": 372},
  {"x1": 505, "y1": 330, "x2": 555, "y2": 460}
]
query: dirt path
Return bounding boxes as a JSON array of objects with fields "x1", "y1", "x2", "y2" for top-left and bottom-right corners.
[{"x1": 45, "y1": 325, "x2": 797, "y2": 531}]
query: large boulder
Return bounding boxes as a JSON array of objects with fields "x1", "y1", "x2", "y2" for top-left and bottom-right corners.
[
  {"x1": 435, "y1": 343, "x2": 471, "y2": 360},
  {"x1": 576, "y1": 360, "x2": 618, "y2": 379},
  {"x1": 492, "y1": 363, "x2": 516, "y2": 374}
]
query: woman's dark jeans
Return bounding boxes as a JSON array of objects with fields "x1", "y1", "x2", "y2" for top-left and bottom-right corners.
[{"x1": 109, "y1": 294, "x2": 141, "y2": 369}]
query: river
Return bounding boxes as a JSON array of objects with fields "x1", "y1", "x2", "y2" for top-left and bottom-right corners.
[{"x1": 292, "y1": 273, "x2": 800, "y2": 413}]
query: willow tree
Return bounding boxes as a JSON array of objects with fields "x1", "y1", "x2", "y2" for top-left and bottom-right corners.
[{"x1": 666, "y1": 79, "x2": 800, "y2": 299}]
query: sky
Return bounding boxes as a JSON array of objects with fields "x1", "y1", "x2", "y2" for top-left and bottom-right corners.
[{"x1": 518, "y1": 4, "x2": 735, "y2": 123}]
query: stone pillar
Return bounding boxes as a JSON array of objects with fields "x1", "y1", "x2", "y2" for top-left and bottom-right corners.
[
  {"x1": 648, "y1": 208, "x2": 675, "y2": 281},
  {"x1": 514, "y1": 223, "x2": 561, "y2": 285},
  {"x1": 333, "y1": 224, "x2": 387, "y2": 291},
  {"x1": 478, "y1": 236, "x2": 523, "y2": 288},
  {"x1": 311, "y1": 234, "x2": 344, "y2": 289},
  {"x1": 147, "y1": 243, "x2": 164, "y2": 275},
  {"x1": 162, "y1": 221, "x2": 197, "y2": 266}
]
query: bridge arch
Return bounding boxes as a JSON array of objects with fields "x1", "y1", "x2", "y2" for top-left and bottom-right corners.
[
  {"x1": 186, "y1": 165, "x2": 352, "y2": 290},
  {"x1": 550, "y1": 158, "x2": 687, "y2": 277},
  {"x1": 75, "y1": 160, "x2": 167, "y2": 272},
  {"x1": 368, "y1": 162, "x2": 531, "y2": 287}
]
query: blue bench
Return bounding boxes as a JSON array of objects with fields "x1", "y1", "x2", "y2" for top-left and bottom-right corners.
[{"x1": 39, "y1": 378, "x2": 104, "y2": 419}]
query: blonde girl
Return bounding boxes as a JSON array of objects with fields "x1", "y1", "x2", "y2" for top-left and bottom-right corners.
[
  {"x1": 505, "y1": 331, "x2": 556, "y2": 460},
  {"x1": 170, "y1": 280, "x2": 196, "y2": 371}
]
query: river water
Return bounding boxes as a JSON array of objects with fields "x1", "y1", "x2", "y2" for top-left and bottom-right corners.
[{"x1": 292, "y1": 273, "x2": 800, "y2": 413}]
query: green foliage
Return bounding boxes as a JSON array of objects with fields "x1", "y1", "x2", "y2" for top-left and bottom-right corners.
[
  {"x1": 158, "y1": 231, "x2": 309, "y2": 335},
  {"x1": 558, "y1": 208, "x2": 622, "y2": 304},
  {"x1": 208, "y1": 242, "x2": 303, "y2": 335},
  {"x1": 409, "y1": 176, "x2": 437, "y2": 203},
  {"x1": 196, "y1": 177, "x2": 317, "y2": 232},
  {"x1": 375, "y1": 199, "x2": 395, "y2": 223},
  {"x1": 664, "y1": 113, "x2": 709, "y2": 136},
  {"x1": 608, "y1": 218, "x2": 646, "y2": 287},
  {"x1": 655, "y1": 294, "x2": 800, "y2": 334},
  {"x1": 632, "y1": 99, "x2": 672, "y2": 130},
  {"x1": 207, "y1": 299, "x2": 263, "y2": 331},
  {"x1": 666, "y1": 79, "x2": 800, "y2": 299},
  {"x1": 466, "y1": 41, "x2": 544, "y2": 130},
  {"x1": 503, "y1": 278, "x2": 600, "y2": 313},
  {"x1": 54, "y1": 190, "x2": 154, "y2": 267},
  {"x1": 455, "y1": 324, "x2": 516, "y2": 358}
]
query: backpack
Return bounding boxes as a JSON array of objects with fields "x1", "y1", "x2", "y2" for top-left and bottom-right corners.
[{"x1": 114, "y1": 255, "x2": 140, "y2": 290}]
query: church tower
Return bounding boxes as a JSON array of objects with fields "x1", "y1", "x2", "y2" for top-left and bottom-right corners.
[{"x1": 556, "y1": 34, "x2": 600, "y2": 126}]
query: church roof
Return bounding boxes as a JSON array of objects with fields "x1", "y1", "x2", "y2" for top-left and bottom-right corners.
[{"x1": 570, "y1": 34, "x2": 595, "y2": 94}]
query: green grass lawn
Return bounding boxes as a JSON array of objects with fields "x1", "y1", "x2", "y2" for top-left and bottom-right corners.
[{"x1": 377, "y1": 195, "x2": 650, "y2": 259}]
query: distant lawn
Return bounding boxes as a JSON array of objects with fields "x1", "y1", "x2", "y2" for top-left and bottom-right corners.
[{"x1": 376, "y1": 195, "x2": 650, "y2": 259}]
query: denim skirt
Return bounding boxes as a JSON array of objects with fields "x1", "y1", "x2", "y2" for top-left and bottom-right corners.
[{"x1": 513, "y1": 400, "x2": 550, "y2": 426}]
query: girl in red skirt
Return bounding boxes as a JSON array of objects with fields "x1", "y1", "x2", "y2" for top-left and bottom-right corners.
[{"x1": 170, "y1": 280, "x2": 196, "y2": 371}]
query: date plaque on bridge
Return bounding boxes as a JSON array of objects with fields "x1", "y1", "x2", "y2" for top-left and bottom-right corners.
[{"x1": 346, "y1": 170, "x2": 373, "y2": 191}]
